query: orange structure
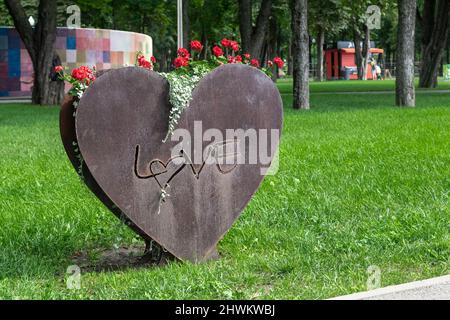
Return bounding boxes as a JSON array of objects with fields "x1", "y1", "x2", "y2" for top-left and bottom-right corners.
[{"x1": 325, "y1": 46, "x2": 384, "y2": 80}]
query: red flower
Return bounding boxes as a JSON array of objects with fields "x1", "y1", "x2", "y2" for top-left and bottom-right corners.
[
  {"x1": 190, "y1": 40, "x2": 203, "y2": 52},
  {"x1": 273, "y1": 56, "x2": 284, "y2": 68},
  {"x1": 250, "y1": 59, "x2": 260, "y2": 68},
  {"x1": 243, "y1": 53, "x2": 251, "y2": 60},
  {"x1": 227, "y1": 55, "x2": 236, "y2": 64},
  {"x1": 212, "y1": 46, "x2": 224, "y2": 57},
  {"x1": 141, "y1": 60, "x2": 153, "y2": 69},
  {"x1": 230, "y1": 41, "x2": 239, "y2": 52},
  {"x1": 137, "y1": 54, "x2": 153, "y2": 70},
  {"x1": 173, "y1": 56, "x2": 189, "y2": 68},
  {"x1": 177, "y1": 47, "x2": 190, "y2": 58},
  {"x1": 54, "y1": 65, "x2": 63, "y2": 73},
  {"x1": 268, "y1": 60, "x2": 273, "y2": 67},
  {"x1": 221, "y1": 38, "x2": 231, "y2": 48},
  {"x1": 235, "y1": 55, "x2": 242, "y2": 63},
  {"x1": 71, "y1": 66, "x2": 96, "y2": 84},
  {"x1": 151, "y1": 56, "x2": 157, "y2": 63}
]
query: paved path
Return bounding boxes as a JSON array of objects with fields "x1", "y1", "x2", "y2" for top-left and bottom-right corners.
[
  {"x1": 329, "y1": 275, "x2": 450, "y2": 300},
  {"x1": 0, "y1": 97, "x2": 32, "y2": 104},
  {"x1": 309, "y1": 89, "x2": 450, "y2": 95},
  {"x1": 0, "y1": 99, "x2": 32, "y2": 104}
]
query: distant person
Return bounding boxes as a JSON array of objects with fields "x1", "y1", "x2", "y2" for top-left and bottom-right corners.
[
  {"x1": 384, "y1": 68, "x2": 392, "y2": 79},
  {"x1": 370, "y1": 58, "x2": 377, "y2": 80},
  {"x1": 375, "y1": 64, "x2": 382, "y2": 80}
]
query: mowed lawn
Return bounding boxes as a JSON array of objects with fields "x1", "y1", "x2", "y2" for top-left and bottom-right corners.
[
  {"x1": 0, "y1": 81, "x2": 449, "y2": 299},
  {"x1": 277, "y1": 77, "x2": 450, "y2": 94}
]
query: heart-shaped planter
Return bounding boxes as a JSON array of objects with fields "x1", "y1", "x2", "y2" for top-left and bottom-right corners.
[{"x1": 60, "y1": 64, "x2": 283, "y2": 262}]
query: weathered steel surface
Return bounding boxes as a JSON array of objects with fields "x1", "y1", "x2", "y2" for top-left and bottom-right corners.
[
  {"x1": 72, "y1": 65, "x2": 283, "y2": 262},
  {"x1": 60, "y1": 94, "x2": 153, "y2": 244}
]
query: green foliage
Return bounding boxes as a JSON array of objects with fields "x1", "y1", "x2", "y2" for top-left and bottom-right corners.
[
  {"x1": 0, "y1": 0, "x2": 401, "y2": 74},
  {"x1": 190, "y1": 0, "x2": 237, "y2": 43},
  {"x1": 0, "y1": 0, "x2": 38, "y2": 26},
  {"x1": 340, "y1": 0, "x2": 394, "y2": 33},
  {"x1": 159, "y1": 60, "x2": 215, "y2": 142},
  {"x1": 309, "y1": 0, "x2": 349, "y2": 36},
  {"x1": 372, "y1": 3, "x2": 398, "y2": 57},
  {"x1": 0, "y1": 82, "x2": 449, "y2": 299},
  {"x1": 0, "y1": 2, "x2": 13, "y2": 25}
]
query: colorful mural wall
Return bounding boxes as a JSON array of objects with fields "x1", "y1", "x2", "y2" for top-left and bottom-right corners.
[{"x1": 0, "y1": 27, "x2": 153, "y2": 97}]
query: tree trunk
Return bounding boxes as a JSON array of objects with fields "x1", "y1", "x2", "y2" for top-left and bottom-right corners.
[
  {"x1": 261, "y1": 43, "x2": 268, "y2": 66},
  {"x1": 112, "y1": 0, "x2": 117, "y2": 30},
  {"x1": 268, "y1": 14, "x2": 278, "y2": 80},
  {"x1": 238, "y1": 0, "x2": 252, "y2": 53},
  {"x1": 182, "y1": 0, "x2": 190, "y2": 49},
  {"x1": 5, "y1": 0, "x2": 59, "y2": 105},
  {"x1": 47, "y1": 54, "x2": 64, "y2": 105},
  {"x1": 418, "y1": 0, "x2": 450, "y2": 88},
  {"x1": 291, "y1": 0, "x2": 309, "y2": 110},
  {"x1": 250, "y1": 0, "x2": 272, "y2": 58},
  {"x1": 354, "y1": 30, "x2": 363, "y2": 79},
  {"x1": 316, "y1": 27, "x2": 324, "y2": 82},
  {"x1": 396, "y1": 0, "x2": 416, "y2": 107},
  {"x1": 200, "y1": 25, "x2": 208, "y2": 60},
  {"x1": 287, "y1": 40, "x2": 293, "y2": 76},
  {"x1": 362, "y1": 25, "x2": 370, "y2": 80},
  {"x1": 354, "y1": 26, "x2": 370, "y2": 80},
  {"x1": 238, "y1": 0, "x2": 272, "y2": 58}
]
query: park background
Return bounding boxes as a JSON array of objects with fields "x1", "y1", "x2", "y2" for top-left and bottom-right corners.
[{"x1": 0, "y1": 0, "x2": 449, "y2": 299}]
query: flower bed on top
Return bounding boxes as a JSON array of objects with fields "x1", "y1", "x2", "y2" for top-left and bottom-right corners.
[{"x1": 56, "y1": 38, "x2": 284, "y2": 141}]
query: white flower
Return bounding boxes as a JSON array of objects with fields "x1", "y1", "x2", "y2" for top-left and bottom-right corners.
[{"x1": 160, "y1": 67, "x2": 210, "y2": 142}]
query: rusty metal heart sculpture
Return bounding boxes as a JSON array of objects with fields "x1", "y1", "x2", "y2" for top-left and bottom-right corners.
[{"x1": 60, "y1": 64, "x2": 283, "y2": 262}]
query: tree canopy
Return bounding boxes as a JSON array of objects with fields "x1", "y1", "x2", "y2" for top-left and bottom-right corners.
[{"x1": 1, "y1": 0, "x2": 449, "y2": 107}]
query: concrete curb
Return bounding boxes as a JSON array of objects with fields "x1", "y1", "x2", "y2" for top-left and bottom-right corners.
[
  {"x1": 329, "y1": 275, "x2": 450, "y2": 300},
  {"x1": 0, "y1": 99, "x2": 32, "y2": 104}
]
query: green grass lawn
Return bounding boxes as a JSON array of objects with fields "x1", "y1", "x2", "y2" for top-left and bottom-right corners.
[
  {"x1": 0, "y1": 86, "x2": 449, "y2": 299},
  {"x1": 277, "y1": 78, "x2": 450, "y2": 94}
]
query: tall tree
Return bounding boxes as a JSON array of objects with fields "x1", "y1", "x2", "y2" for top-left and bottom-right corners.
[
  {"x1": 375, "y1": 3, "x2": 398, "y2": 67},
  {"x1": 396, "y1": 0, "x2": 416, "y2": 107},
  {"x1": 238, "y1": 0, "x2": 273, "y2": 58},
  {"x1": 239, "y1": 0, "x2": 252, "y2": 52},
  {"x1": 190, "y1": 0, "x2": 236, "y2": 57},
  {"x1": 341, "y1": 0, "x2": 371, "y2": 80},
  {"x1": 417, "y1": 0, "x2": 450, "y2": 88},
  {"x1": 4, "y1": 0, "x2": 58, "y2": 105},
  {"x1": 291, "y1": 0, "x2": 309, "y2": 109},
  {"x1": 341, "y1": 0, "x2": 390, "y2": 80},
  {"x1": 309, "y1": 0, "x2": 348, "y2": 81},
  {"x1": 182, "y1": 0, "x2": 190, "y2": 48}
]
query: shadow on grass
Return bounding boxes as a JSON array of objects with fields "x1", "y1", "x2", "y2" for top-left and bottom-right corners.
[{"x1": 70, "y1": 245, "x2": 176, "y2": 273}]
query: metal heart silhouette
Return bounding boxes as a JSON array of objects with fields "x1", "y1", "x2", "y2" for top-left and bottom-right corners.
[{"x1": 62, "y1": 65, "x2": 283, "y2": 262}]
